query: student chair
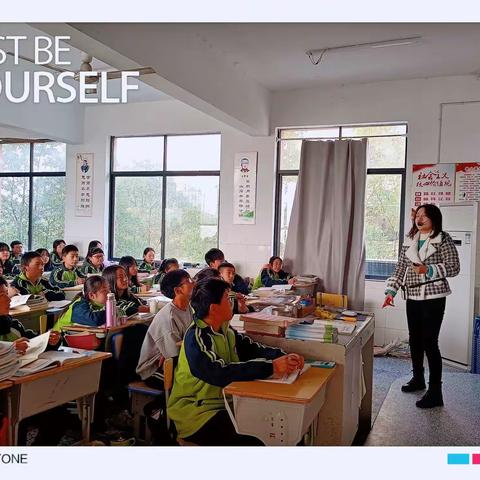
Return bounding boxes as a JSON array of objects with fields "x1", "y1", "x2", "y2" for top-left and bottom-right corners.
[
  {"x1": 317, "y1": 292, "x2": 348, "y2": 309},
  {"x1": 162, "y1": 357, "x2": 196, "y2": 446},
  {"x1": 127, "y1": 381, "x2": 163, "y2": 445},
  {"x1": 39, "y1": 314, "x2": 48, "y2": 334}
]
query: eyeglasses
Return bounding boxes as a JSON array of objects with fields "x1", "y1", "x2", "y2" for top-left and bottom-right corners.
[{"x1": 179, "y1": 278, "x2": 194, "y2": 287}]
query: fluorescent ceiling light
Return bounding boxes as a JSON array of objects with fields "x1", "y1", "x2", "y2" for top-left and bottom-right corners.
[{"x1": 306, "y1": 36, "x2": 422, "y2": 65}]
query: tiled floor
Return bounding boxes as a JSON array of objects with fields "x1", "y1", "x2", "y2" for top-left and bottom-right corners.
[{"x1": 367, "y1": 357, "x2": 479, "y2": 446}]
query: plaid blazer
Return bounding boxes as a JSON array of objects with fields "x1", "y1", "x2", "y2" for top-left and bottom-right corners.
[{"x1": 386, "y1": 231, "x2": 460, "y2": 300}]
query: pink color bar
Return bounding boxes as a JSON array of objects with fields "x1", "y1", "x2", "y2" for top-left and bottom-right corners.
[{"x1": 472, "y1": 454, "x2": 480, "y2": 465}]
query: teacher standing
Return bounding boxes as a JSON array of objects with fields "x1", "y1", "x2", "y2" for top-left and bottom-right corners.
[{"x1": 383, "y1": 204, "x2": 460, "y2": 409}]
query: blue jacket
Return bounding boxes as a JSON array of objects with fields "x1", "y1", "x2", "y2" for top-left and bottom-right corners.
[{"x1": 261, "y1": 268, "x2": 291, "y2": 287}]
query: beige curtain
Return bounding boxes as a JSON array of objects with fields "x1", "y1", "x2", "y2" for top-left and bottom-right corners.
[{"x1": 284, "y1": 139, "x2": 367, "y2": 310}]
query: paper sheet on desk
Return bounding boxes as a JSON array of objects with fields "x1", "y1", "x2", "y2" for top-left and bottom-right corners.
[
  {"x1": 9, "y1": 294, "x2": 31, "y2": 309},
  {"x1": 259, "y1": 364, "x2": 311, "y2": 384},
  {"x1": 19, "y1": 332, "x2": 50, "y2": 367},
  {"x1": 48, "y1": 300, "x2": 71, "y2": 309}
]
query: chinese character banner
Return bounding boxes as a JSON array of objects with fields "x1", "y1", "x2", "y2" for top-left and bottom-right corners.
[
  {"x1": 412, "y1": 163, "x2": 455, "y2": 207},
  {"x1": 75, "y1": 153, "x2": 94, "y2": 217},
  {"x1": 233, "y1": 152, "x2": 257, "y2": 225}
]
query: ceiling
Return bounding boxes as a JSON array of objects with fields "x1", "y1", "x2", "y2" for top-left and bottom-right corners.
[{"x1": 163, "y1": 23, "x2": 480, "y2": 90}]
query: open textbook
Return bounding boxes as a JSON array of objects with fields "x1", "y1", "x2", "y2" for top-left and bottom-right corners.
[{"x1": 14, "y1": 332, "x2": 89, "y2": 376}]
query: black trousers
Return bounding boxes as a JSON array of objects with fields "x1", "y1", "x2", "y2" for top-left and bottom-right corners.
[
  {"x1": 183, "y1": 410, "x2": 264, "y2": 446},
  {"x1": 406, "y1": 297, "x2": 446, "y2": 386}
]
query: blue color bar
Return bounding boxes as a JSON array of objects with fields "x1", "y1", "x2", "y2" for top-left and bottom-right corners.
[{"x1": 448, "y1": 454, "x2": 470, "y2": 465}]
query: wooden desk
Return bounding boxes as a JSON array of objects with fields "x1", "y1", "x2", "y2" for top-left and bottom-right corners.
[
  {"x1": 6, "y1": 351, "x2": 111, "y2": 445},
  {"x1": 224, "y1": 367, "x2": 335, "y2": 446},
  {"x1": 61, "y1": 313, "x2": 154, "y2": 352},
  {"x1": 0, "y1": 380, "x2": 13, "y2": 391},
  {"x1": 247, "y1": 315, "x2": 375, "y2": 445}
]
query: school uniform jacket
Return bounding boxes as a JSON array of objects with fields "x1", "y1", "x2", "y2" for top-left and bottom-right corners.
[
  {"x1": 0, "y1": 314, "x2": 36, "y2": 342},
  {"x1": 167, "y1": 317, "x2": 284, "y2": 439},
  {"x1": 50, "y1": 252, "x2": 63, "y2": 268},
  {"x1": 49, "y1": 265, "x2": 87, "y2": 288},
  {"x1": 80, "y1": 259, "x2": 103, "y2": 275},
  {"x1": 138, "y1": 261, "x2": 155, "y2": 273},
  {"x1": 12, "y1": 273, "x2": 65, "y2": 301},
  {"x1": 116, "y1": 291, "x2": 147, "y2": 317},
  {"x1": 53, "y1": 297, "x2": 106, "y2": 331},
  {"x1": 1, "y1": 259, "x2": 15, "y2": 277},
  {"x1": 260, "y1": 268, "x2": 291, "y2": 287},
  {"x1": 385, "y1": 231, "x2": 460, "y2": 301}
]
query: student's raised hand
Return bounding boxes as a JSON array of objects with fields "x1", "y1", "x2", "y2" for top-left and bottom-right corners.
[
  {"x1": 236, "y1": 293, "x2": 249, "y2": 314},
  {"x1": 76, "y1": 278, "x2": 86, "y2": 285},
  {"x1": 382, "y1": 294, "x2": 395, "y2": 308},
  {"x1": 138, "y1": 305, "x2": 150, "y2": 313},
  {"x1": 14, "y1": 338, "x2": 29, "y2": 354},
  {"x1": 48, "y1": 331, "x2": 61, "y2": 346}
]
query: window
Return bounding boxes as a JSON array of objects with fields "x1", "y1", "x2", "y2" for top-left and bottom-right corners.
[
  {"x1": 0, "y1": 141, "x2": 66, "y2": 250},
  {"x1": 275, "y1": 124, "x2": 407, "y2": 279},
  {"x1": 110, "y1": 134, "x2": 220, "y2": 263}
]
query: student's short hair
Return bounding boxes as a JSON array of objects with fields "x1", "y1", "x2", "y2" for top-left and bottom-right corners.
[
  {"x1": 218, "y1": 262, "x2": 235, "y2": 272},
  {"x1": 143, "y1": 247, "x2": 155, "y2": 257},
  {"x1": 204, "y1": 248, "x2": 224, "y2": 266},
  {"x1": 10, "y1": 240, "x2": 22, "y2": 249},
  {"x1": 269, "y1": 256, "x2": 282, "y2": 265},
  {"x1": 161, "y1": 269, "x2": 191, "y2": 299},
  {"x1": 191, "y1": 278, "x2": 230, "y2": 319},
  {"x1": 53, "y1": 239, "x2": 65, "y2": 250},
  {"x1": 21, "y1": 251, "x2": 41, "y2": 268},
  {"x1": 0, "y1": 242, "x2": 9, "y2": 252},
  {"x1": 0, "y1": 276, "x2": 7, "y2": 287},
  {"x1": 62, "y1": 245, "x2": 79, "y2": 257},
  {"x1": 193, "y1": 267, "x2": 220, "y2": 283},
  {"x1": 35, "y1": 248, "x2": 49, "y2": 257},
  {"x1": 159, "y1": 258, "x2": 179, "y2": 273},
  {"x1": 83, "y1": 275, "x2": 108, "y2": 298}
]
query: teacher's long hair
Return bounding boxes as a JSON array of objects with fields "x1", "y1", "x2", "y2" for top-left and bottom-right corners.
[{"x1": 408, "y1": 203, "x2": 443, "y2": 239}]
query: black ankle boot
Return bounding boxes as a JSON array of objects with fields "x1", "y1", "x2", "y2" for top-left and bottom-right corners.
[
  {"x1": 416, "y1": 384, "x2": 444, "y2": 409},
  {"x1": 401, "y1": 377, "x2": 426, "y2": 393}
]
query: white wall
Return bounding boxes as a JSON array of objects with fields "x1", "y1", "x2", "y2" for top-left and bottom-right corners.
[
  {"x1": 65, "y1": 100, "x2": 274, "y2": 274},
  {"x1": 271, "y1": 74, "x2": 480, "y2": 345}
]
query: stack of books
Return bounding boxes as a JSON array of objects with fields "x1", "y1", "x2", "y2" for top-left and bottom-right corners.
[
  {"x1": 286, "y1": 320, "x2": 339, "y2": 343},
  {"x1": 240, "y1": 312, "x2": 301, "y2": 337},
  {"x1": 9, "y1": 294, "x2": 48, "y2": 310},
  {"x1": 0, "y1": 341, "x2": 20, "y2": 381}
]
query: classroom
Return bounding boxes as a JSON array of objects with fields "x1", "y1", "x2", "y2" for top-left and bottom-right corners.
[{"x1": 1, "y1": 22, "x2": 480, "y2": 448}]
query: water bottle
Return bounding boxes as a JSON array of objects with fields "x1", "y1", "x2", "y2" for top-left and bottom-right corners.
[{"x1": 106, "y1": 293, "x2": 117, "y2": 328}]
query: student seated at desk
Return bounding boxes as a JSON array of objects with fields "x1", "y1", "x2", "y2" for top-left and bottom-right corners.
[
  {"x1": 138, "y1": 247, "x2": 158, "y2": 275},
  {"x1": 53, "y1": 276, "x2": 108, "y2": 331},
  {"x1": 0, "y1": 276, "x2": 60, "y2": 350},
  {"x1": 218, "y1": 262, "x2": 254, "y2": 315},
  {"x1": 35, "y1": 248, "x2": 53, "y2": 272},
  {"x1": 167, "y1": 278, "x2": 304, "y2": 446},
  {"x1": 10, "y1": 241, "x2": 23, "y2": 267},
  {"x1": 254, "y1": 256, "x2": 295, "y2": 289},
  {"x1": 102, "y1": 265, "x2": 149, "y2": 316},
  {"x1": 119, "y1": 256, "x2": 150, "y2": 294},
  {"x1": 80, "y1": 247, "x2": 104, "y2": 275},
  {"x1": 50, "y1": 244, "x2": 86, "y2": 288},
  {"x1": 205, "y1": 248, "x2": 249, "y2": 295},
  {"x1": 0, "y1": 243, "x2": 14, "y2": 277},
  {"x1": 50, "y1": 239, "x2": 65, "y2": 269},
  {"x1": 137, "y1": 269, "x2": 194, "y2": 389},
  {"x1": 154, "y1": 258, "x2": 179, "y2": 285},
  {"x1": 12, "y1": 251, "x2": 65, "y2": 301}
]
